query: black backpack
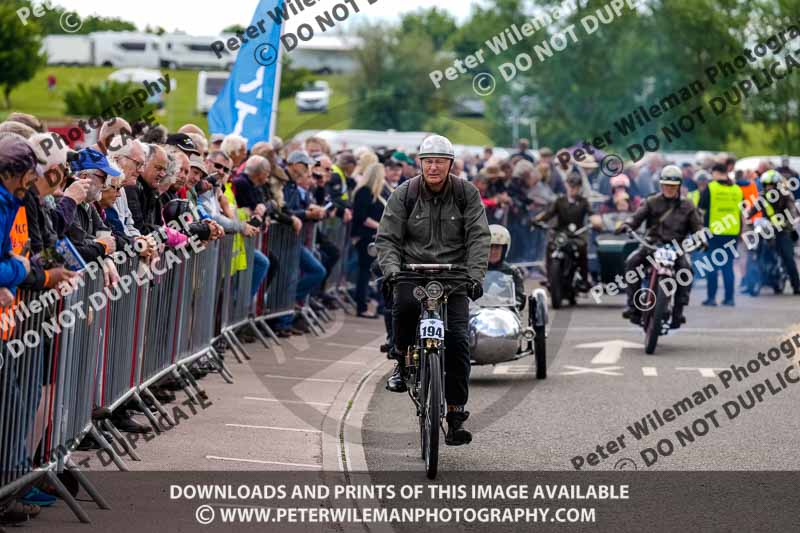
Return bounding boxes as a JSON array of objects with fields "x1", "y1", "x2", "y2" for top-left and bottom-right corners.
[{"x1": 403, "y1": 175, "x2": 468, "y2": 218}]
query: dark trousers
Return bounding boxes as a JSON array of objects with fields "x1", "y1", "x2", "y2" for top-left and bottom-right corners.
[
  {"x1": 392, "y1": 285, "x2": 471, "y2": 406},
  {"x1": 705, "y1": 235, "x2": 737, "y2": 303},
  {"x1": 316, "y1": 233, "x2": 341, "y2": 291},
  {"x1": 354, "y1": 239, "x2": 374, "y2": 314},
  {"x1": 775, "y1": 232, "x2": 800, "y2": 291},
  {"x1": 624, "y1": 246, "x2": 691, "y2": 308}
]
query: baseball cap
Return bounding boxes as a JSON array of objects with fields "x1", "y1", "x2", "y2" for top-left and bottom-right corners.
[
  {"x1": 391, "y1": 151, "x2": 413, "y2": 165},
  {"x1": 166, "y1": 133, "x2": 200, "y2": 156},
  {"x1": 69, "y1": 147, "x2": 120, "y2": 176},
  {"x1": 0, "y1": 134, "x2": 43, "y2": 176},
  {"x1": 287, "y1": 150, "x2": 315, "y2": 165},
  {"x1": 384, "y1": 158, "x2": 403, "y2": 168},
  {"x1": 210, "y1": 133, "x2": 225, "y2": 144}
]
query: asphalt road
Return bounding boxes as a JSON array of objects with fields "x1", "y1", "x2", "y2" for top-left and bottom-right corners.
[{"x1": 363, "y1": 280, "x2": 800, "y2": 473}]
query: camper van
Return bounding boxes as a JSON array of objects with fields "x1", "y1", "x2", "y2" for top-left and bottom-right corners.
[
  {"x1": 196, "y1": 71, "x2": 229, "y2": 114},
  {"x1": 92, "y1": 32, "x2": 160, "y2": 68},
  {"x1": 160, "y1": 34, "x2": 236, "y2": 70},
  {"x1": 42, "y1": 35, "x2": 93, "y2": 65}
]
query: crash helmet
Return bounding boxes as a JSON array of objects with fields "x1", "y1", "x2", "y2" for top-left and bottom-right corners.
[
  {"x1": 418, "y1": 135, "x2": 455, "y2": 161},
  {"x1": 760, "y1": 169, "x2": 782, "y2": 187},
  {"x1": 162, "y1": 198, "x2": 194, "y2": 225},
  {"x1": 489, "y1": 224, "x2": 511, "y2": 262},
  {"x1": 609, "y1": 174, "x2": 630, "y2": 189},
  {"x1": 659, "y1": 164, "x2": 683, "y2": 185}
]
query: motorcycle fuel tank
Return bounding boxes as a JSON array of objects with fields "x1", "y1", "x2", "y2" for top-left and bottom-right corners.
[{"x1": 468, "y1": 308, "x2": 523, "y2": 364}]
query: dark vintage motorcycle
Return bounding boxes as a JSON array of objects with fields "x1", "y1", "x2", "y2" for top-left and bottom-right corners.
[
  {"x1": 533, "y1": 221, "x2": 591, "y2": 309},
  {"x1": 390, "y1": 263, "x2": 474, "y2": 480},
  {"x1": 627, "y1": 231, "x2": 681, "y2": 354},
  {"x1": 751, "y1": 218, "x2": 788, "y2": 295}
]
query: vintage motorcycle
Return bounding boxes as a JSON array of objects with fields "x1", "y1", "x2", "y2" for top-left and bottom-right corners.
[
  {"x1": 627, "y1": 230, "x2": 680, "y2": 354},
  {"x1": 533, "y1": 221, "x2": 591, "y2": 309},
  {"x1": 468, "y1": 271, "x2": 548, "y2": 379}
]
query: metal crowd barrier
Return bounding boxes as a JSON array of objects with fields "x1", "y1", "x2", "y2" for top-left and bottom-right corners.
[
  {"x1": 317, "y1": 216, "x2": 357, "y2": 313},
  {"x1": 0, "y1": 213, "x2": 343, "y2": 524}
]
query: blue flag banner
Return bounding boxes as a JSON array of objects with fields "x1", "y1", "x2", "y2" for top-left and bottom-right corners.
[{"x1": 208, "y1": 0, "x2": 283, "y2": 148}]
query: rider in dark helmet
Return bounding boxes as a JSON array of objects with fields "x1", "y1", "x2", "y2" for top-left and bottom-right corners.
[
  {"x1": 617, "y1": 165, "x2": 704, "y2": 327},
  {"x1": 533, "y1": 172, "x2": 601, "y2": 292}
]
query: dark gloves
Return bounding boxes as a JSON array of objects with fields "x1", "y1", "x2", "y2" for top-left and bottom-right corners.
[
  {"x1": 381, "y1": 271, "x2": 397, "y2": 300},
  {"x1": 467, "y1": 278, "x2": 483, "y2": 301}
]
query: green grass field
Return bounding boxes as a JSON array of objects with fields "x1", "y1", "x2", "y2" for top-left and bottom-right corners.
[{"x1": 0, "y1": 66, "x2": 493, "y2": 145}]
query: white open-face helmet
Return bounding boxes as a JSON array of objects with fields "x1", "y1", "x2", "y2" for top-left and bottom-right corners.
[
  {"x1": 489, "y1": 224, "x2": 511, "y2": 259},
  {"x1": 659, "y1": 164, "x2": 683, "y2": 185},
  {"x1": 418, "y1": 135, "x2": 455, "y2": 161}
]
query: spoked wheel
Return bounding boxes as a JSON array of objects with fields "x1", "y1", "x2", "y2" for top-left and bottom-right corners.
[
  {"x1": 418, "y1": 354, "x2": 428, "y2": 461},
  {"x1": 644, "y1": 284, "x2": 667, "y2": 355},
  {"x1": 534, "y1": 325, "x2": 547, "y2": 379},
  {"x1": 423, "y1": 351, "x2": 441, "y2": 480},
  {"x1": 548, "y1": 261, "x2": 562, "y2": 309}
]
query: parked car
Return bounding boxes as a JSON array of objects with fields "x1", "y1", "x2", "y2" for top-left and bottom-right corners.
[{"x1": 295, "y1": 81, "x2": 331, "y2": 113}]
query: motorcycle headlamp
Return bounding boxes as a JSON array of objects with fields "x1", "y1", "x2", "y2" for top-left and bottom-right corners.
[
  {"x1": 413, "y1": 286, "x2": 427, "y2": 301},
  {"x1": 555, "y1": 233, "x2": 568, "y2": 247},
  {"x1": 425, "y1": 281, "x2": 444, "y2": 300}
]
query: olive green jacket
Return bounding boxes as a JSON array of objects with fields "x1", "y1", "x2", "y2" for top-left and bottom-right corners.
[{"x1": 376, "y1": 175, "x2": 491, "y2": 281}]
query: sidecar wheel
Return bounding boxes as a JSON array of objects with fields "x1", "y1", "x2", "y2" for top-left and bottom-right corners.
[{"x1": 534, "y1": 325, "x2": 546, "y2": 379}]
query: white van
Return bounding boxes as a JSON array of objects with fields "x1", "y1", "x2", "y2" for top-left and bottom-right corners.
[
  {"x1": 42, "y1": 35, "x2": 92, "y2": 65},
  {"x1": 92, "y1": 32, "x2": 160, "y2": 68},
  {"x1": 160, "y1": 34, "x2": 236, "y2": 70},
  {"x1": 196, "y1": 71, "x2": 229, "y2": 114}
]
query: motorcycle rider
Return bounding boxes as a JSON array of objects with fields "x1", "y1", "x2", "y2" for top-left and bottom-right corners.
[
  {"x1": 376, "y1": 134, "x2": 490, "y2": 446},
  {"x1": 533, "y1": 173, "x2": 602, "y2": 291},
  {"x1": 488, "y1": 224, "x2": 526, "y2": 310},
  {"x1": 617, "y1": 165, "x2": 704, "y2": 326},
  {"x1": 746, "y1": 169, "x2": 800, "y2": 295}
]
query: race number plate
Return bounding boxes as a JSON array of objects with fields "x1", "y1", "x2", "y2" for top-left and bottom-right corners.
[{"x1": 419, "y1": 319, "x2": 444, "y2": 340}]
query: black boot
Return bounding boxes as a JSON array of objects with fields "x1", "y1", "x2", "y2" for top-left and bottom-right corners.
[
  {"x1": 621, "y1": 306, "x2": 641, "y2": 324},
  {"x1": 670, "y1": 305, "x2": 686, "y2": 329},
  {"x1": 445, "y1": 410, "x2": 472, "y2": 446},
  {"x1": 385, "y1": 363, "x2": 408, "y2": 393}
]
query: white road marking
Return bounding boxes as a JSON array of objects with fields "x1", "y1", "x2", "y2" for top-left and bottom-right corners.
[
  {"x1": 262, "y1": 374, "x2": 344, "y2": 383},
  {"x1": 557, "y1": 327, "x2": 783, "y2": 333},
  {"x1": 295, "y1": 357, "x2": 365, "y2": 366},
  {"x1": 225, "y1": 424, "x2": 321, "y2": 434},
  {"x1": 205, "y1": 455, "x2": 321, "y2": 469},
  {"x1": 576, "y1": 339, "x2": 644, "y2": 364},
  {"x1": 642, "y1": 366, "x2": 658, "y2": 377},
  {"x1": 558, "y1": 365, "x2": 623, "y2": 376},
  {"x1": 493, "y1": 365, "x2": 534, "y2": 375},
  {"x1": 244, "y1": 396, "x2": 331, "y2": 407},
  {"x1": 325, "y1": 342, "x2": 372, "y2": 349},
  {"x1": 676, "y1": 367, "x2": 726, "y2": 378}
]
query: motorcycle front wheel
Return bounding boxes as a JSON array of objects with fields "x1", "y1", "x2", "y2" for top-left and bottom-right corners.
[
  {"x1": 423, "y1": 350, "x2": 442, "y2": 479},
  {"x1": 644, "y1": 282, "x2": 667, "y2": 355},
  {"x1": 548, "y1": 260, "x2": 563, "y2": 309}
]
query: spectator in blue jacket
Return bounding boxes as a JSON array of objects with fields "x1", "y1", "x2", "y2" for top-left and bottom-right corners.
[{"x1": 0, "y1": 134, "x2": 36, "y2": 293}]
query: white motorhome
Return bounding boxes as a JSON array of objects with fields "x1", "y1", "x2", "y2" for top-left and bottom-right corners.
[
  {"x1": 196, "y1": 71, "x2": 229, "y2": 114},
  {"x1": 160, "y1": 34, "x2": 236, "y2": 70},
  {"x1": 42, "y1": 35, "x2": 92, "y2": 65},
  {"x1": 91, "y1": 32, "x2": 160, "y2": 68}
]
